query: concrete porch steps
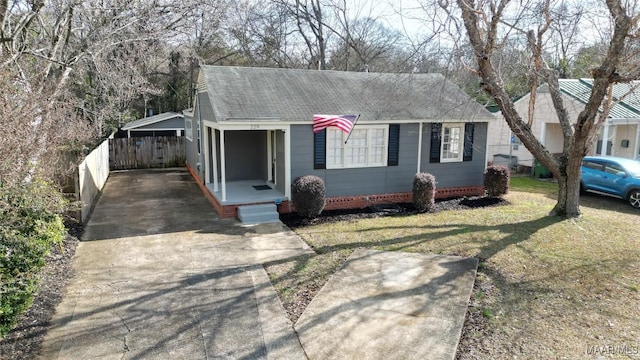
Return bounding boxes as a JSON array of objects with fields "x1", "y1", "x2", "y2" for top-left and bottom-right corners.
[{"x1": 237, "y1": 203, "x2": 280, "y2": 225}]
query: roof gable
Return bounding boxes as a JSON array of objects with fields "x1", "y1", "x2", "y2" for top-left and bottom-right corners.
[{"x1": 198, "y1": 66, "x2": 493, "y2": 122}]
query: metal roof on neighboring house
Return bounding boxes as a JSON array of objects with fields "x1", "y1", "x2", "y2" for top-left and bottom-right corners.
[
  {"x1": 559, "y1": 79, "x2": 640, "y2": 119},
  {"x1": 198, "y1": 66, "x2": 495, "y2": 123},
  {"x1": 122, "y1": 112, "x2": 184, "y2": 130}
]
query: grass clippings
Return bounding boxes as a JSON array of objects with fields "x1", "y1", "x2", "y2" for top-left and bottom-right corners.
[{"x1": 267, "y1": 177, "x2": 640, "y2": 359}]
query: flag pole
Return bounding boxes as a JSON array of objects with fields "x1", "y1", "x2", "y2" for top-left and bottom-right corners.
[{"x1": 344, "y1": 114, "x2": 360, "y2": 144}]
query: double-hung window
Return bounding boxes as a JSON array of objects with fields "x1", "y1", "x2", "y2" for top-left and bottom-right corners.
[
  {"x1": 441, "y1": 124, "x2": 463, "y2": 162},
  {"x1": 326, "y1": 126, "x2": 388, "y2": 169},
  {"x1": 430, "y1": 122, "x2": 475, "y2": 163}
]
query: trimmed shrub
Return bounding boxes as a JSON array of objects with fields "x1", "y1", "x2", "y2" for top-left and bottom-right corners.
[
  {"x1": 0, "y1": 181, "x2": 66, "y2": 337},
  {"x1": 484, "y1": 165, "x2": 510, "y2": 198},
  {"x1": 292, "y1": 175, "x2": 326, "y2": 218},
  {"x1": 413, "y1": 173, "x2": 436, "y2": 213}
]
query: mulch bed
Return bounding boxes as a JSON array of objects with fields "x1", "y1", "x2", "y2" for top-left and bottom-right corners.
[{"x1": 281, "y1": 196, "x2": 508, "y2": 229}]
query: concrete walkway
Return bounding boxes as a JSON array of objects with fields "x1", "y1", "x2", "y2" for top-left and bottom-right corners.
[
  {"x1": 39, "y1": 169, "x2": 478, "y2": 360},
  {"x1": 295, "y1": 250, "x2": 478, "y2": 360}
]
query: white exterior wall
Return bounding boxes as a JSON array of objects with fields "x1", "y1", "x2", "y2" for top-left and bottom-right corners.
[
  {"x1": 612, "y1": 124, "x2": 638, "y2": 159},
  {"x1": 488, "y1": 90, "x2": 640, "y2": 167}
]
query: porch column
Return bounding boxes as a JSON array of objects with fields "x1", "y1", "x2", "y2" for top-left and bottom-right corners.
[
  {"x1": 220, "y1": 129, "x2": 227, "y2": 202},
  {"x1": 212, "y1": 128, "x2": 219, "y2": 191},
  {"x1": 416, "y1": 122, "x2": 423, "y2": 173},
  {"x1": 634, "y1": 124, "x2": 640, "y2": 159},
  {"x1": 203, "y1": 126, "x2": 210, "y2": 186},
  {"x1": 284, "y1": 127, "x2": 291, "y2": 199},
  {"x1": 601, "y1": 122, "x2": 610, "y2": 156},
  {"x1": 267, "y1": 131, "x2": 273, "y2": 182}
]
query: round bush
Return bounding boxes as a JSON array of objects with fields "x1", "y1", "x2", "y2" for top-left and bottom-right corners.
[
  {"x1": 413, "y1": 172, "x2": 436, "y2": 213},
  {"x1": 484, "y1": 165, "x2": 510, "y2": 198},
  {"x1": 292, "y1": 175, "x2": 326, "y2": 218}
]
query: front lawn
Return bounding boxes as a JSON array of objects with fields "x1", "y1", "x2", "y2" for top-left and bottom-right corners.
[{"x1": 265, "y1": 178, "x2": 640, "y2": 359}]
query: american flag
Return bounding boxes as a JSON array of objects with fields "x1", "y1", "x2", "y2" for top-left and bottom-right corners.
[{"x1": 312, "y1": 114, "x2": 358, "y2": 134}]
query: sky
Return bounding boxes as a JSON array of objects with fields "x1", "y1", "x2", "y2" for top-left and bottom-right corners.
[{"x1": 345, "y1": 0, "x2": 430, "y2": 38}]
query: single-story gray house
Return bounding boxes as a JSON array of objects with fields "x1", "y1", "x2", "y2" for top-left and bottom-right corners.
[
  {"x1": 121, "y1": 111, "x2": 185, "y2": 138},
  {"x1": 184, "y1": 65, "x2": 494, "y2": 219}
]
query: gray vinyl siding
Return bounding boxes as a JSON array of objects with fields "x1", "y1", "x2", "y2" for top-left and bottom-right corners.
[
  {"x1": 224, "y1": 131, "x2": 267, "y2": 181},
  {"x1": 184, "y1": 113, "x2": 202, "y2": 182},
  {"x1": 420, "y1": 123, "x2": 487, "y2": 187},
  {"x1": 290, "y1": 124, "x2": 419, "y2": 197}
]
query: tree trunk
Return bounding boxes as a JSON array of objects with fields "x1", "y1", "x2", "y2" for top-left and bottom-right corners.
[{"x1": 550, "y1": 151, "x2": 583, "y2": 217}]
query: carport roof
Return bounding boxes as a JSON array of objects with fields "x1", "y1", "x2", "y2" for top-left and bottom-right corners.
[
  {"x1": 197, "y1": 65, "x2": 494, "y2": 123},
  {"x1": 122, "y1": 112, "x2": 184, "y2": 130}
]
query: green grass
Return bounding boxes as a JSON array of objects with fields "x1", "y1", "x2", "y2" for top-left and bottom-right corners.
[
  {"x1": 509, "y1": 175, "x2": 558, "y2": 194},
  {"x1": 264, "y1": 178, "x2": 640, "y2": 358}
]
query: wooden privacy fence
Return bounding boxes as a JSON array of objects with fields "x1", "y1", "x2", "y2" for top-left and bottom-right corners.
[{"x1": 109, "y1": 136, "x2": 185, "y2": 170}]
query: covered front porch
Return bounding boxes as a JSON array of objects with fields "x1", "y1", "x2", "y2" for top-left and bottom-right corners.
[
  {"x1": 598, "y1": 119, "x2": 640, "y2": 159},
  {"x1": 206, "y1": 180, "x2": 287, "y2": 205},
  {"x1": 199, "y1": 122, "x2": 292, "y2": 218}
]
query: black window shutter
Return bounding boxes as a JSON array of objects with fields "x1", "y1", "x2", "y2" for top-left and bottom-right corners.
[
  {"x1": 388, "y1": 125, "x2": 400, "y2": 166},
  {"x1": 314, "y1": 130, "x2": 326, "y2": 169},
  {"x1": 463, "y1": 123, "x2": 475, "y2": 162},
  {"x1": 430, "y1": 123, "x2": 442, "y2": 163}
]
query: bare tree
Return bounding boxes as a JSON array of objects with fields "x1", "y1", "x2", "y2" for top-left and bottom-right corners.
[
  {"x1": 0, "y1": 0, "x2": 200, "y2": 183},
  {"x1": 273, "y1": 0, "x2": 331, "y2": 69},
  {"x1": 227, "y1": 1, "x2": 302, "y2": 68},
  {"x1": 328, "y1": 16, "x2": 402, "y2": 71},
  {"x1": 444, "y1": 0, "x2": 640, "y2": 218}
]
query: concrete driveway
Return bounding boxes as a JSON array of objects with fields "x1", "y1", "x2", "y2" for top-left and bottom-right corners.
[
  {"x1": 39, "y1": 169, "x2": 311, "y2": 359},
  {"x1": 39, "y1": 168, "x2": 478, "y2": 360}
]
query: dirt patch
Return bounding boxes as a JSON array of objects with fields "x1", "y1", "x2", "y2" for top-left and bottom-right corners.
[{"x1": 0, "y1": 220, "x2": 81, "y2": 359}]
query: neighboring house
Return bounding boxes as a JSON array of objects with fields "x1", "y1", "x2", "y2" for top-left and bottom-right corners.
[
  {"x1": 184, "y1": 65, "x2": 495, "y2": 218},
  {"x1": 488, "y1": 79, "x2": 640, "y2": 171},
  {"x1": 120, "y1": 112, "x2": 185, "y2": 138}
]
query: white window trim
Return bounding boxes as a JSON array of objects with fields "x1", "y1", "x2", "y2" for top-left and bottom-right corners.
[
  {"x1": 326, "y1": 125, "x2": 389, "y2": 169},
  {"x1": 441, "y1": 123, "x2": 464, "y2": 163},
  {"x1": 185, "y1": 117, "x2": 193, "y2": 141}
]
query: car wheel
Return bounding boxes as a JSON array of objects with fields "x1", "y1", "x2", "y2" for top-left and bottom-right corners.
[
  {"x1": 628, "y1": 190, "x2": 640, "y2": 209},
  {"x1": 579, "y1": 183, "x2": 585, "y2": 195}
]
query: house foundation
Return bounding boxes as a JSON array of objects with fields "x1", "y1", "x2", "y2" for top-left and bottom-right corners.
[{"x1": 187, "y1": 163, "x2": 485, "y2": 219}]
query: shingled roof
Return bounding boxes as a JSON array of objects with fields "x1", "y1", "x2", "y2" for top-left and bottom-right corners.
[{"x1": 198, "y1": 66, "x2": 493, "y2": 123}]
